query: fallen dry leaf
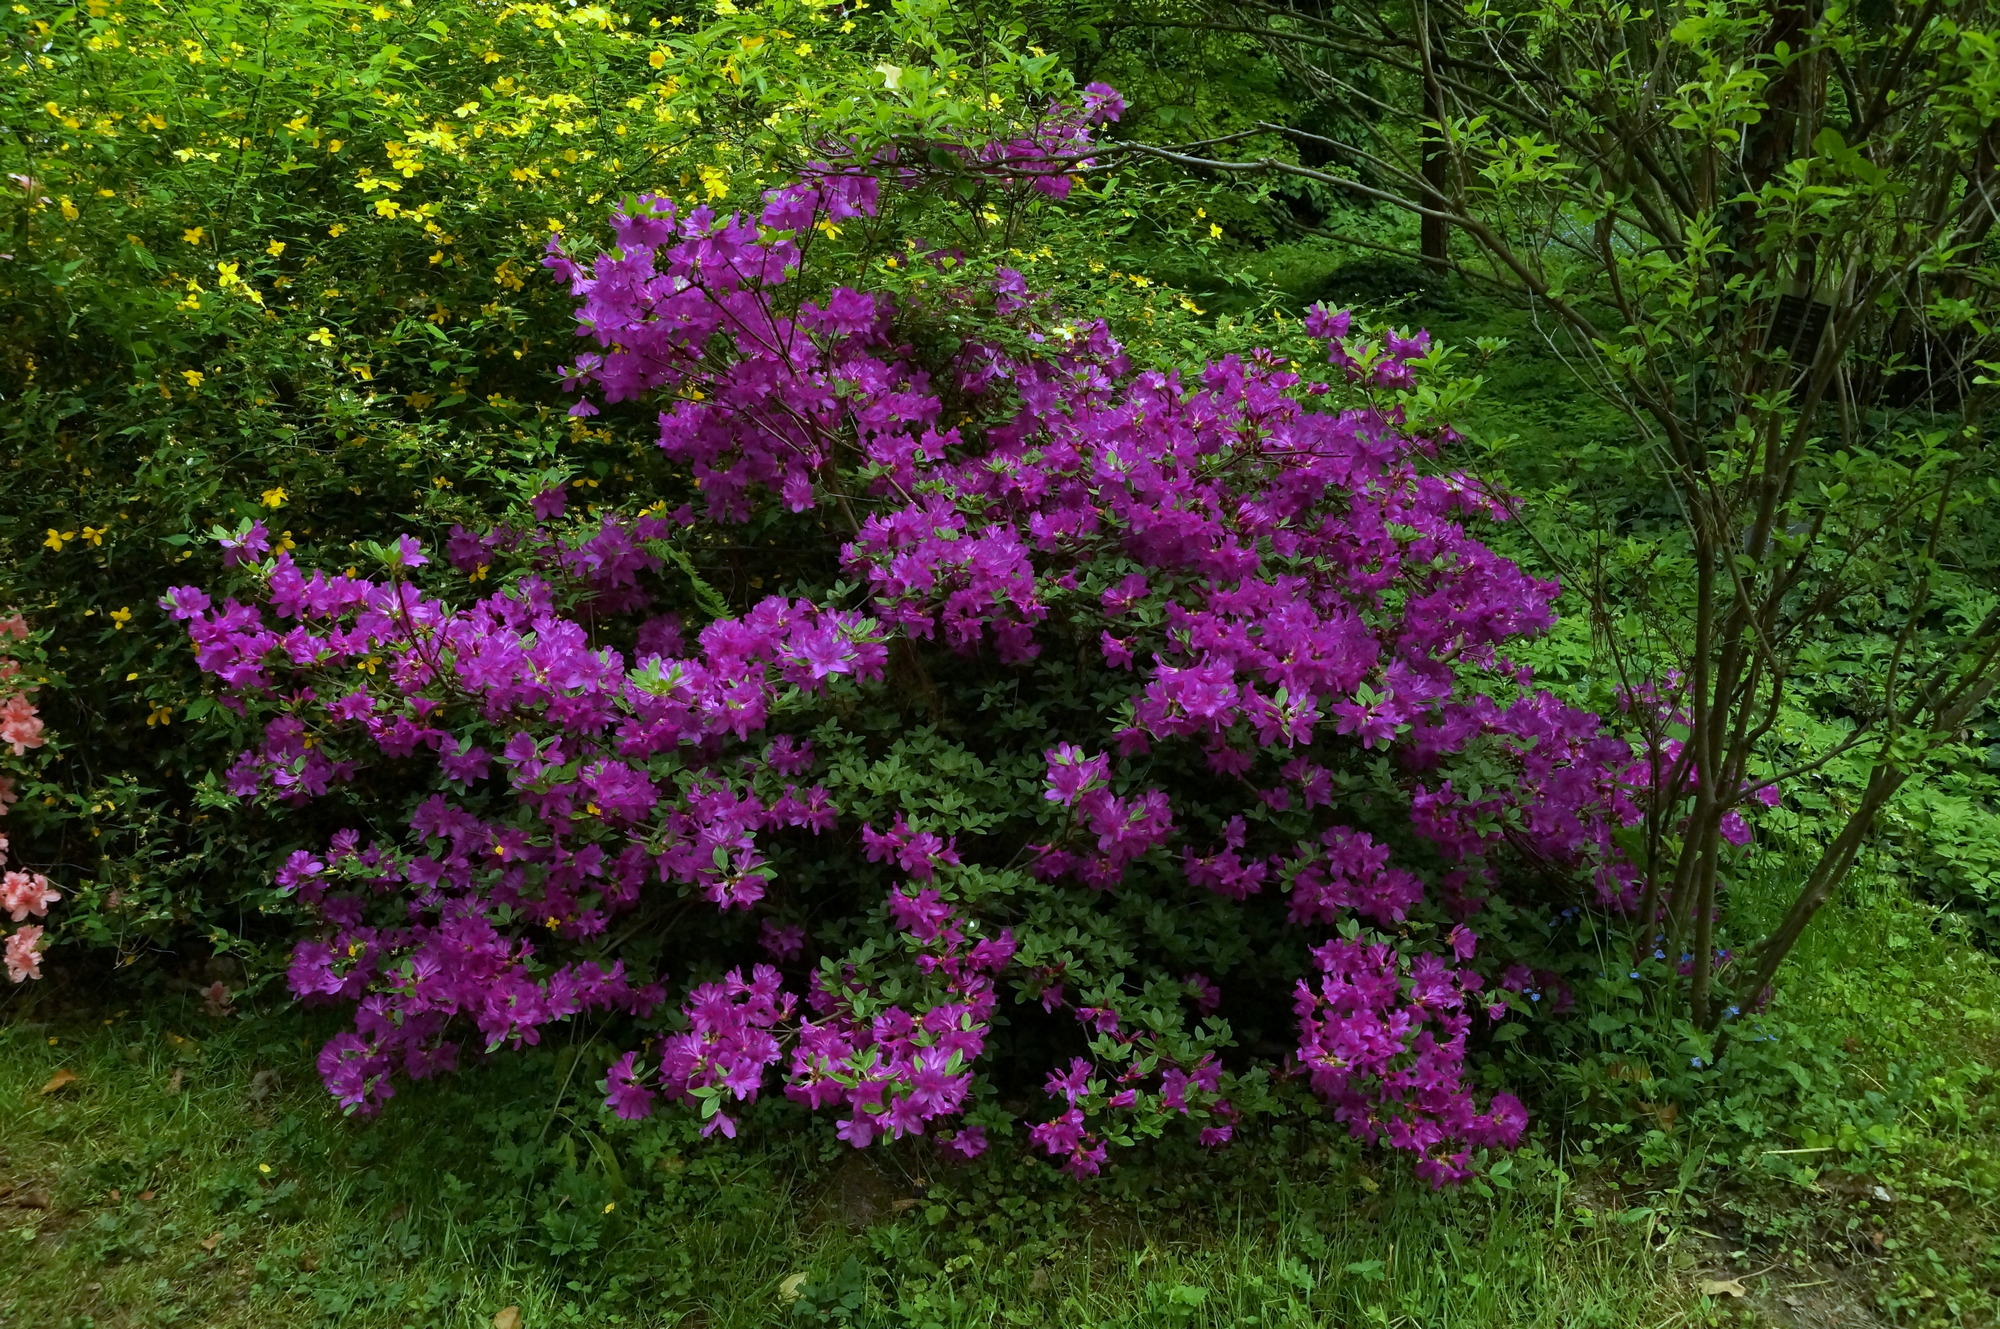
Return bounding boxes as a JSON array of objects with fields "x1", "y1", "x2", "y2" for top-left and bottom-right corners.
[
  {"x1": 492, "y1": 1306, "x2": 522, "y2": 1329},
  {"x1": 199, "y1": 1232, "x2": 220, "y2": 1253},
  {"x1": 889, "y1": 1198, "x2": 921, "y2": 1212},
  {"x1": 13, "y1": 1190, "x2": 50, "y2": 1210},
  {"x1": 137, "y1": 1190, "x2": 156, "y2": 1202},
  {"x1": 778, "y1": 1273, "x2": 808, "y2": 1304},
  {"x1": 1699, "y1": 1277, "x2": 1748, "y2": 1298},
  {"x1": 37, "y1": 1068, "x2": 77, "y2": 1095},
  {"x1": 165, "y1": 1068, "x2": 184, "y2": 1094}
]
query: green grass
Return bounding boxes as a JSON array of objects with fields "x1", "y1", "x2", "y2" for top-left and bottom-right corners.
[
  {"x1": 0, "y1": 1001, "x2": 1714, "y2": 1329},
  {"x1": 2, "y1": 857, "x2": 1996, "y2": 1329}
]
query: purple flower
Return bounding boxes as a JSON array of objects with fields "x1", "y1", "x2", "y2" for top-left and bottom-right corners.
[{"x1": 604, "y1": 1050, "x2": 656, "y2": 1119}]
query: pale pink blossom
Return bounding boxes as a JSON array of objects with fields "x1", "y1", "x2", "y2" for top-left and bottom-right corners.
[
  {"x1": 2, "y1": 870, "x2": 58, "y2": 921},
  {"x1": 0, "y1": 695, "x2": 43, "y2": 755},
  {"x1": 5, "y1": 925, "x2": 43, "y2": 982}
]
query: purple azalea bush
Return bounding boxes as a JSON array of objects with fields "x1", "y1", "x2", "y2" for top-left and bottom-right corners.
[{"x1": 165, "y1": 99, "x2": 1691, "y2": 1187}]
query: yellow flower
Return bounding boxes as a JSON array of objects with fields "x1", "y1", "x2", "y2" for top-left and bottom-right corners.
[
  {"x1": 81, "y1": 525, "x2": 107, "y2": 546},
  {"x1": 1209, "y1": 223, "x2": 1222, "y2": 239},
  {"x1": 109, "y1": 607, "x2": 132, "y2": 629},
  {"x1": 44, "y1": 529, "x2": 76, "y2": 550},
  {"x1": 327, "y1": 222, "x2": 347, "y2": 237},
  {"x1": 266, "y1": 239, "x2": 286, "y2": 257},
  {"x1": 181, "y1": 369, "x2": 204, "y2": 388},
  {"x1": 648, "y1": 48, "x2": 665, "y2": 68},
  {"x1": 58, "y1": 196, "x2": 78, "y2": 221},
  {"x1": 307, "y1": 326, "x2": 335, "y2": 347},
  {"x1": 697, "y1": 164, "x2": 728, "y2": 200},
  {"x1": 261, "y1": 486, "x2": 288, "y2": 508},
  {"x1": 373, "y1": 198, "x2": 401, "y2": 218},
  {"x1": 327, "y1": 139, "x2": 344, "y2": 154},
  {"x1": 369, "y1": 3, "x2": 390, "y2": 17},
  {"x1": 182, "y1": 226, "x2": 205, "y2": 244}
]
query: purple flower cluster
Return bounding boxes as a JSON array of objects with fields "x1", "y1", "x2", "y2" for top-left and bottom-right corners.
[
  {"x1": 1294, "y1": 935, "x2": 1526, "y2": 1187},
  {"x1": 597, "y1": 826, "x2": 1014, "y2": 1151},
  {"x1": 169, "y1": 104, "x2": 1733, "y2": 1182}
]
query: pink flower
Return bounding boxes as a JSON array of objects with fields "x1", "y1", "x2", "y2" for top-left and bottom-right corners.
[
  {"x1": 0, "y1": 695, "x2": 44, "y2": 756},
  {"x1": 5, "y1": 925, "x2": 43, "y2": 982},
  {"x1": 1, "y1": 870, "x2": 58, "y2": 921}
]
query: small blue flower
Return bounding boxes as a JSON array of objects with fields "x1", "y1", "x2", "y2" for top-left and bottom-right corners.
[
  {"x1": 1725, "y1": 1005, "x2": 1740, "y2": 1018},
  {"x1": 1629, "y1": 970, "x2": 1641, "y2": 979},
  {"x1": 1529, "y1": 991, "x2": 1540, "y2": 1001},
  {"x1": 1653, "y1": 948, "x2": 1665, "y2": 960},
  {"x1": 1690, "y1": 1056, "x2": 1704, "y2": 1068}
]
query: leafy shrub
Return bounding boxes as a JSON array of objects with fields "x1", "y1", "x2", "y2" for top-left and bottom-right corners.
[{"x1": 154, "y1": 99, "x2": 1727, "y2": 1186}]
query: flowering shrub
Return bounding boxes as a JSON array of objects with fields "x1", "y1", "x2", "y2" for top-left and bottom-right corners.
[
  {"x1": 168, "y1": 110, "x2": 1667, "y2": 1186},
  {"x1": 0, "y1": 613, "x2": 57, "y2": 982}
]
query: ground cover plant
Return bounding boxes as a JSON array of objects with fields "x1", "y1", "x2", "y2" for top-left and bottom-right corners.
[{"x1": 2, "y1": 0, "x2": 1999, "y2": 1324}]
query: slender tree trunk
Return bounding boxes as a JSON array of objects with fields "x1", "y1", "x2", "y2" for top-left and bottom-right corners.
[{"x1": 1416, "y1": 7, "x2": 1449, "y2": 267}]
